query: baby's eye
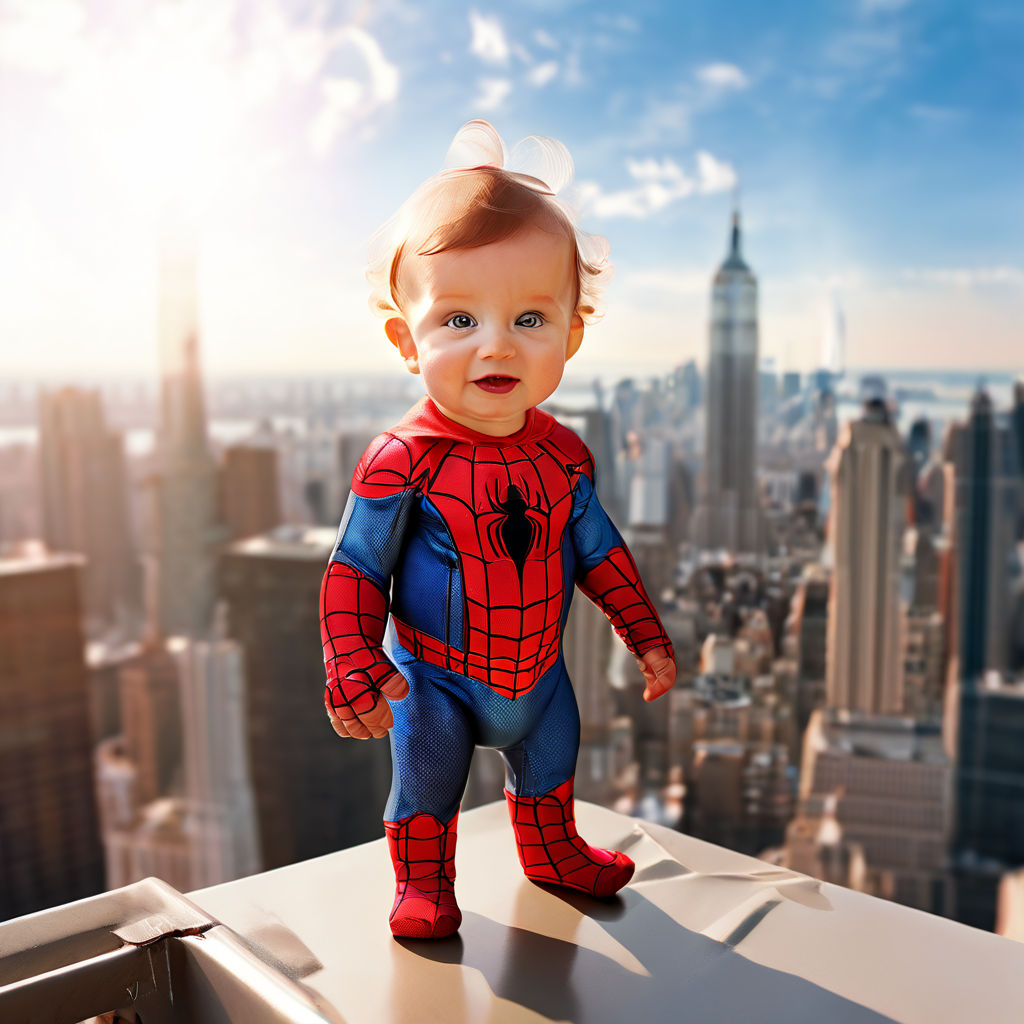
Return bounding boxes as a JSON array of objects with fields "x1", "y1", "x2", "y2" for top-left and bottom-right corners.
[
  {"x1": 445, "y1": 313, "x2": 476, "y2": 330},
  {"x1": 515, "y1": 312, "x2": 544, "y2": 328}
]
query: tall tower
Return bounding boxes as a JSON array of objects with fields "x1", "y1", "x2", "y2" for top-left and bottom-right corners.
[
  {"x1": 825, "y1": 398, "x2": 909, "y2": 714},
  {"x1": 151, "y1": 209, "x2": 221, "y2": 638},
  {"x1": 945, "y1": 390, "x2": 1024, "y2": 930},
  {"x1": 692, "y1": 207, "x2": 763, "y2": 553},
  {"x1": 945, "y1": 388, "x2": 1019, "y2": 682}
]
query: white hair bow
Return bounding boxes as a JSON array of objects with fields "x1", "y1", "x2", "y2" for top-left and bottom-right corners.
[{"x1": 441, "y1": 119, "x2": 576, "y2": 198}]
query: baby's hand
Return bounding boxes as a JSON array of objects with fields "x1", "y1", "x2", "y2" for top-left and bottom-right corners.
[
  {"x1": 325, "y1": 670, "x2": 410, "y2": 740},
  {"x1": 637, "y1": 649, "x2": 676, "y2": 703}
]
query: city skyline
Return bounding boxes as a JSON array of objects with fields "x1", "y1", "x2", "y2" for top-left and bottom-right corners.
[
  {"x1": 1, "y1": 0, "x2": 1021, "y2": 379},
  {"x1": 2, "y1": 190, "x2": 1023, "y2": 937}
]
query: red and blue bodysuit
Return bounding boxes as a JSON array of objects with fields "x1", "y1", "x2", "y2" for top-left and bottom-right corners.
[{"x1": 320, "y1": 397, "x2": 671, "y2": 937}]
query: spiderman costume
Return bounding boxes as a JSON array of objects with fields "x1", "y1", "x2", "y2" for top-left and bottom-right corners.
[{"x1": 320, "y1": 397, "x2": 672, "y2": 937}]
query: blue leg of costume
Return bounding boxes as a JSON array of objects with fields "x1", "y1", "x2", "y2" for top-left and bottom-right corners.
[{"x1": 386, "y1": 646, "x2": 581, "y2": 822}]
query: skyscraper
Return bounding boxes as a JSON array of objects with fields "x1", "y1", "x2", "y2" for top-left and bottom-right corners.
[
  {"x1": 0, "y1": 553, "x2": 105, "y2": 919},
  {"x1": 37, "y1": 387, "x2": 139, "y2": 632},
  {"x1": 951, "y1": 682, "x2": 1024, "y2": 929},
  {"x1": 944, "y1": 389, "x2": 1019, "y2": 681},
  {"x1": 692, "y1": 209, "x2": 763, "y2": 553},
  {"x1": 150, "y1": 210, "x2": 221, "y2": 638},
  {"x1": 944, "y1": 389, "x2": 1023, "y2": 928},
  {"x1": 825, "y1": 399, "x2": 909, "y2": 714},
  {"x1": 1012, "y1": 381, "x2": 1024, "y2": 481},
  {"x1": 218, "y1": 526, "x2": 392, "y2": 869},
  {"x1": 1012, "y1": 380, "x2": 1024, "y2": 536}
]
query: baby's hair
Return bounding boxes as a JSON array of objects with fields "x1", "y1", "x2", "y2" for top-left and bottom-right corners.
[{"x1": 367, "y1": 121, "x2": 611, "y2": 323}]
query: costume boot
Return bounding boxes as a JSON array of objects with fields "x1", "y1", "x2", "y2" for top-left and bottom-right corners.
[
  {"x1": 505, "y1": 777, "x2": 634, "y2": 898},
  {"x1": 384, "y1": 811, "x2": 461, "y2": 939}
]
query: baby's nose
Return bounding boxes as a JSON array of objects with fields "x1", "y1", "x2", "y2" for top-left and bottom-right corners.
[{"x1": 477, "y1": 328, "x2": 516, "y2": 358}]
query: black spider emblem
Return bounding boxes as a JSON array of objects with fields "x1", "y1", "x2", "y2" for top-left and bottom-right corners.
[{"x1": 484, "y1": 480, "x2": 546, "y2": 585}]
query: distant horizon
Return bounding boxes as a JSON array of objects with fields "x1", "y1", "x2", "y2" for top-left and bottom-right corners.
[{"x1": 0, "y1": 362, "x2": 1019, "y2": 388}]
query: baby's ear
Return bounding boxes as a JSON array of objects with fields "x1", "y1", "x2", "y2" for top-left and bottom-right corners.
[
  {"x1": 385, "y1": 318, "x2": 420, "y2": 374},
  {"x1": 566, "y1": 313, "x2": 584, "y2": 361}
]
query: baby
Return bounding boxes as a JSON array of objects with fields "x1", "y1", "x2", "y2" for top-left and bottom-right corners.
[{"x1": 320, "y1": 121, "x2": 676, "y2": 939}]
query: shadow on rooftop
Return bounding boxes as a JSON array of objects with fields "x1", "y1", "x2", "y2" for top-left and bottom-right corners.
[{"x1": 402, "y1": 887, "x2": 894, "y2": 1024}]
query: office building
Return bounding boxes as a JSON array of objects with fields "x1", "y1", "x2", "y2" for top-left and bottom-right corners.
[
  {"x1": 825, "y1": 399, "x2": 909, "y2": 714},
  {"x1": 218, "y1": 526, "x2": 392, "y2": 870},
  {"x1": 0, "y1": 553, "x2": 104, "y2": 918}
]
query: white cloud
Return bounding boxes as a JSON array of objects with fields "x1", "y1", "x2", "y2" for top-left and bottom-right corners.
[
  {"x1": 469, "y1": 10, "x2": 509, "y2": 65},
  {"x1": 900, "y1": 266, "x2": 1024, "y2": 290},
  {"x1": 307, "y1": 28, "x2": 400, "y2": 155},
  {"x1": 626, "y1": 156, "x2": 691, "y2": 186},
  {"x1": 527, "y1": 60, "x2": 559, "y2": 88},
  {"x1": 580, "y1": 150, "x2": 736, "y2": 219},
  {"x1": 474, "y1": 76, "x2": 512, "y2": 111},
  {"x1": 696, "y1": 150, "x2": 737, "y2": 193},
  {"x1": 695, "y1": 62, "x2": 749, "y2": 92},
  {"x1": 348, "y1": 26, "x2": 400, "y2": 102},
  {"x1": 309, "y1": 78, "x2": 363, "y2": 155}
]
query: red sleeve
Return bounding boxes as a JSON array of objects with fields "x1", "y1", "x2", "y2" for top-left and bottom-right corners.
[
  {"x1": 321, "y1": 430, "x2": 417, "y2": 721},
  {"x1": 320, "y1": 560, "x2": 398, "y2": 721},
  {"x1": 578, "y1": 546, "x2": 672, "y2": 660}
]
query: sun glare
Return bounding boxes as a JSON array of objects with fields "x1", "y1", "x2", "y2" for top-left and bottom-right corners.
[{"x1": 67, "y1": 9, "x2": 249, "y2": 231}]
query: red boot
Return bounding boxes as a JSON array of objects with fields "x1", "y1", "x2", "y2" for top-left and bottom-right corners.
[
  {"x1": 505, "y1": 777, "x2": 634, "y2": 898},
  {"x1": 384, "y1": 811, "x2": 461, "y2": 939}
]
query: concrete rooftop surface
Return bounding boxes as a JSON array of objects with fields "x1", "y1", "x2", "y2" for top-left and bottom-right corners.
[{"x1": 3, "y1": 800, "x2": 1024, "y2": 1023}]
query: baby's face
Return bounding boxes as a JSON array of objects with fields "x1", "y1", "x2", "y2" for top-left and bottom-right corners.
[{"x1": 386, "y1": 225, "x2": 583, "y2": 437}]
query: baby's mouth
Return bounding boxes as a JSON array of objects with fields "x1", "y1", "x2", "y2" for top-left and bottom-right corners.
[{"x1": 473, "y1": 375, "x2": 519, "y2": 394}]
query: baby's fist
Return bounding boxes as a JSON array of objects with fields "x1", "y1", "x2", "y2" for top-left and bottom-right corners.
[
  {"x1": 638, "y1": 649, "x2": 676, "y2": 703},
  {"x1": 325, "y1": 668, "x2": 409, "y2": 740}
]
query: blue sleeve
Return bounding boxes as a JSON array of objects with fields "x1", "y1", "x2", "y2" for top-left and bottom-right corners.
[
  {"x1": 330, "y1": 489, "x2": 416, "y2": 589},
  {"x1": 570, "y1": 473, "x2": 625, "y2": 578}
]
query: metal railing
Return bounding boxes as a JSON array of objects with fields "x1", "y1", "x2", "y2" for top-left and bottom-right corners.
[{"x1": 0, "y1": 877, "x2": 338, "y2": 1024}]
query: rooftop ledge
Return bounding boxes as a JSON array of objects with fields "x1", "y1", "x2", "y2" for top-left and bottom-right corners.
[{"x1": 3, "y1": 801, "x2": 1024, "y2": 1024}]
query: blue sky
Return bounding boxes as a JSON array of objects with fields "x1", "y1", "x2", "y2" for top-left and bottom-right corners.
[{"x1": 0, "y1": 0, "x2": 1021, "y2": 379}]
